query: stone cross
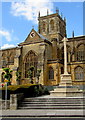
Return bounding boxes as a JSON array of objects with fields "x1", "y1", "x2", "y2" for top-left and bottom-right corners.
[{"x1": 62, "y1": 37, "x2": 68, "y2": 75}]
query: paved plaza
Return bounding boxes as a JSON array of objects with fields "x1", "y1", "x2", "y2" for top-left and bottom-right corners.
[{"x1": 1, "y1": 109, "x2": 84, "y2": 118}]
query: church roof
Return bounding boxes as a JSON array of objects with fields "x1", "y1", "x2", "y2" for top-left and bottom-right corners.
[
  {"x1": 37, "y1": 32, "x2": 48, "y2": 40},
  {"x1": 68, "y1": 35, "x2": 85, "y2": 41},
  {"x1": 18, "y1": 29, "x2": 49, "y2": 46}
]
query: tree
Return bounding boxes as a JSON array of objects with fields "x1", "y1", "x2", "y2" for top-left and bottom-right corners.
[
  {"x1": 36, "y1": 69, "x2": 41, "y2": 84},
  {"x1": 16, "y1": 70, "x2": 21, "y2": 85},
  {"x1": 28, "y1": 66, "x2": 34, "y2": 84},
  {"x1": 3, "y1": 68, "x2": 13, "y2": 85}
]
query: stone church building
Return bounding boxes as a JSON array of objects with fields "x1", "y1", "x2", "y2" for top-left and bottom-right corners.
[{"x1": 0, "y1": 12, "x2": 85, "y2": 86}]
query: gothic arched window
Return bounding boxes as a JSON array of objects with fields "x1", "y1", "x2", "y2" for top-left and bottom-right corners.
[
  {"x1": 42, "y1": 21, "x2": 46, "y2": 32},
  {"x1": 2, "y1": 53, "x2": 7, "y2": 67},
  {"x1": 8, "y1": 52, "x2": 14, "y2": 63},
  {"x1": 50, "y1": 20, "x2": 54, "y2": 31},
  {"x1": 49, "y1": 67, "x2": 54, "y2": 80},
  {"x1": 24, "y1": 50, "x2": 38, "y2": 78},
  {"x1": 74, "y1": 67, "x2": 84, "y2": 80},
  {"x1": 75, "y1": 44, "x2": 85, "y2": 61}
]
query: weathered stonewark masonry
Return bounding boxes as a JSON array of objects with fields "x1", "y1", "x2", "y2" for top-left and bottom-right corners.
[
  {"x1": 0, "y1": 12, "x2": 85, "y2": 86},
  {"x1": 0, "y1": 93, "x2": 24, "y2": 110}
]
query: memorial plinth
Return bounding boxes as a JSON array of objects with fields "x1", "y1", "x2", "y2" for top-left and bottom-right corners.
[
  {"x1": 50, "y1": 76, "x2": 83, "y2": 97},
  {"x1": 50, "y1": 37, "x2": 83, "y2": 97},
  {"x1": 60, "y1": 74, "x2": 72, "y2": 86},
  {"x1": 50, "y1": 71, "x2": 83, "y2": 97}
]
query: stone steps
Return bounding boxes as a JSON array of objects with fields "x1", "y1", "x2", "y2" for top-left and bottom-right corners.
[
  {"x1": 22, "y1": 102, "x2": 84, "y2": 104},
  {"x1": 19, "y1": 106, "x2": 84, "y2": 109},
  {"x1": 23, "y1": 99, "x2": 84, "y2": 102},
  {"x1": 18, "y1": 96, "x2": 84, "y2": 110},
  {"x1": 20, "y1": 103, "x2": 84, "y2": 105},
  {"x1": 24, "y1": 97, "x2": 84, "y2": 101}
]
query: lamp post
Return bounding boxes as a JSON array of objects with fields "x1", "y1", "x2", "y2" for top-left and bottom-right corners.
[{"x1": 4, "y1": 79, "x2": 8, "y2": 110}]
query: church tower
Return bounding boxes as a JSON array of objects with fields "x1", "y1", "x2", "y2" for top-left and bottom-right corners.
[{"x1": 38, "y1": 10, "x2": 66, "y2": 41}]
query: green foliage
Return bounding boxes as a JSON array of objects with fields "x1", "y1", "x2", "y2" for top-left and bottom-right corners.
[
  {"x1": 29, "y1": 66, "x2": 34, "y2": 71},
  {"x1": 16, "y1": 70, "x2": 21, "y2": 81},
  {"x1": 0, "y1": 84, "x2": 34, "y2": 91},
  {"x1": 16, "y1": 70, "x2": 21, "y2": 84},
  {"x1": 3, "y1": 68, "x2": 13, "y2": 85},
  {"x1": 28, "y1": 70, "x2": 33, "y2": 79},
  {"x1": 28, "y1": 66, "x2": 34, "y2": 84},
  {"x1": 0, "y1": 84, "x2": 50, "y2": 99},
  {"x1": 36, "y1": 69, "x2": 41, "y2": 79},
  {"x1": 43, "y1": 87, "x2": 50, "y2": 95},
  {"x1": 36, "y1": 69, "x2": 41, "y2": 84}
]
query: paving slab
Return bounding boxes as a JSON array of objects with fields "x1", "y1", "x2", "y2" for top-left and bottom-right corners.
[{"x1": 1, "y1": 109, "x2": 84, "y2": 117}]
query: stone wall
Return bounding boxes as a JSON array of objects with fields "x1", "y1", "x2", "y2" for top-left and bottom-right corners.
[
  {"x1": 0, "y1": 93, "x2": 24, "y2": 110},
  {"x1": 0, "y1": 99, "x2": 10, "y2": 110}
]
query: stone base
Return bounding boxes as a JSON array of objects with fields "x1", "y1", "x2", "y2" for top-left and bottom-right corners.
[
  {"x1": 50, "y1": 87, "x2": 83, "y2": 97},
  {"x1": 50, "y1": 73, "x2": 84, "y2": 97},
  {"x1": 59, "y1": 74, "x2": 72, "y2": 86}
]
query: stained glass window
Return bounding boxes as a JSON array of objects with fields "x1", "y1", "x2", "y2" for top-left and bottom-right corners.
[{"x1": 24, "y1": 51, "x2": 38, "y2": 78}]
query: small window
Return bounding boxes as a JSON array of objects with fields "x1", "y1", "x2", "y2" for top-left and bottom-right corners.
[
  {"x1": 42, "y1": 21, "x2": 46, "y2": 32},
  {"x1": 49, "y1": 67, "x2": 54, "y2": 79},
  {"x1": 50, "y1": 20, "x2": 54, "y2": 31},
  {"x1": 75, "y1": 44, "x2": 85, "y2": 61}
]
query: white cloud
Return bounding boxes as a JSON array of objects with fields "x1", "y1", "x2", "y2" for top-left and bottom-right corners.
[
  {"x1": 11, "y1": 0, "x2": 54, "y2": 24},
  {"x1": 0, "y1": 29, "x2": 11, "y2": 41},
  {"x1": 0, "y1": 29, "x2": 19, "y2": 43},
  {"x1": 1, "y1": 0, "x2": 84, "y2": 3},
  {"x1": 1, "y1": 44, "x2": 15, "y2": 49},
  {"x1": 52, "y1": 0, "x2": 84, "y2": 1}
]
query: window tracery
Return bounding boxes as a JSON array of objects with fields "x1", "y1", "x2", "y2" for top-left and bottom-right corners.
[
  {"x1": 2, "y1": 53, "x2": 7, "y2": 67},
  {"x1": 8, "y1": 52, "x2": 14, "y2": 63},
  {"x1": 74, "y1": 67, "x2": 84, "y2": 80},
  {"x1": 75, "y1": 44, "x2": 85, "y2": 61},
  {"x1": 24, "y1": 50, "x2": 38, "y2": 78}
]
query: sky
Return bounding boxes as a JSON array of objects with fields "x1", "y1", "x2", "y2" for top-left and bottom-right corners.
[{"x1": 0, "y1": 1, "x2": 84, "y2": 49}]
